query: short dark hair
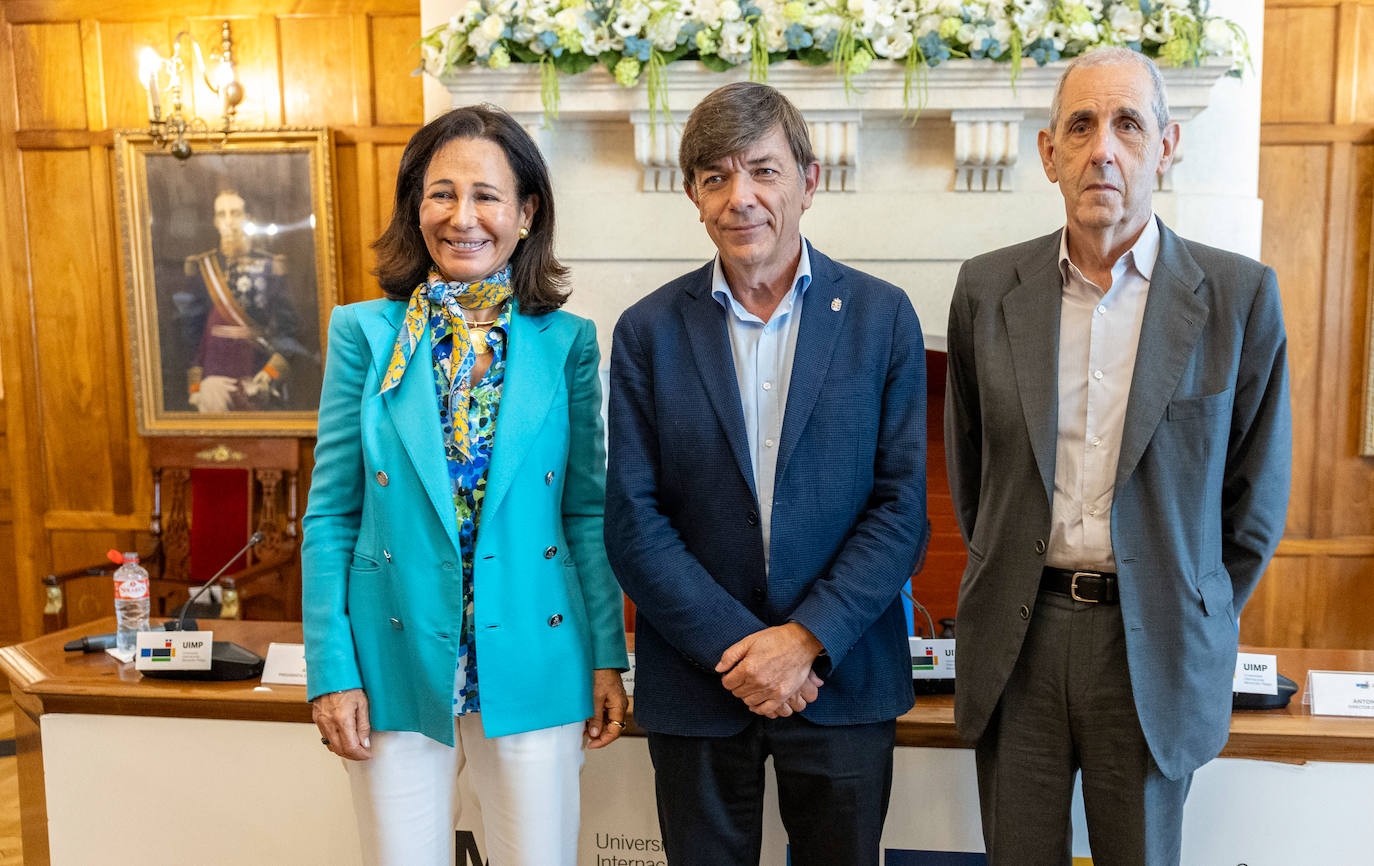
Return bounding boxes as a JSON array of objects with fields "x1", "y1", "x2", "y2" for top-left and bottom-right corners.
[
  {"x1": 373, "y1": 105, "x2": 569, "y2": 314},
  {"x1": 678, "y1": 82, "x2": 816, "y2": 192}
]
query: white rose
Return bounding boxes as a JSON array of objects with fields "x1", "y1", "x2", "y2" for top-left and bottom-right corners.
[
  {"x1": 872, "y1": 30, "x2": 914, "y2": 58},
  {"x1": 1043, "y1": 20, "x2": 1066, "y2": 50},
  {"x1": 720, "y1": 0, "x2": 742, "y2": 21},
  {"x1": 719, "y1": 20, "x2": 752, "y2": 61},
  {"x1": 1067, "y1": 20, "x2": 1099, "y2": 43},
  {"x1": 1201, "y1": 18, "x2": 1234, "y2": 54},
  {"x1": 480, "y1": 13, "x2": 506, "y2": 40},
  {"x1": 1109, "y1": 7, "x2": 1144, "y2": 42}
]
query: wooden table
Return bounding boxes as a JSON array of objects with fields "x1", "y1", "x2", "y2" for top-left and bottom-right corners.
[
  {"x1": 895, "y1": 646, "x2": 1374, "y2": 762},
  {"x1": 4, "y1": 624, "x2": 1373, "y2": 865},
  {"x1": 0, "y1": 619, "x2": 310, "y2": 865}
]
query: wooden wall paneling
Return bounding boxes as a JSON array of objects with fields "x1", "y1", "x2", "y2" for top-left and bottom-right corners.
[
  {"x1": 351, "y1": 14, "x2": 376, "y2": 128},
  {"x1": 1331, "y1": 142, "x2": 1374, "y2": 533},
  {"x1": 1240, "y1": 555, "x2": 1312, "y2": 648},
  {"x1": 1332, "y1": 2, "x2": 1361, "y2": 125},
  {"x1": 21, "y1": 150, "x2": 118, "y2": 514},
  {"x1": 92, "y1": 144, "x2": 137, "y2": 517},
  {"x1": 375, "y1": 142, "x2": 406, "y2": 233},
  {"x1": 1261, "y1": 5, "x2": 1339, "y2": 125},
  {"x1": 184, "y1": 16, "x2": 282, "y2": 131},
  {"x1": 0, "y1": 17, "x2": 52, "y2": 641},
  {"x1": 332, "y1": 143, "x2": 364, "y2": 302},
  {"x1": 0, "y1": 0, "x2": 419, "y2": 24},
  {"x1": 1257, "y1": 143, "x2": 1329, "y2": 536},
  {"x1": 278, "y1": 16, "x2": 358, "y2": 126},
  {"x1": 1311, "y1": 141, "x2": 1354, "y2": 537},
  {"x1": 93, "y1": 20, "x2": 173, "y2": 130},
  {"x1": 1306, "y1": 554, "x2": 1374, "y2": 648},
  {"x1": 1356, "y1": 5, "x2": 1374, "y2": 122},
  {"x1": 47, "y1": 529, "x2": 127, "y2": 627},
  {"x1": 10, "y1": 23, "x2": 87, "y2": 130},
  {"x1": 370, "y1": 15, "x2": 423, "y2": 127}
]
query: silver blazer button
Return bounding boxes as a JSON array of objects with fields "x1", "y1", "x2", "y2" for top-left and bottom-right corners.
[
  {"x1": 544, "y1": 546, "x2": 558, "y2": 559},
  {"x1": 548, "y1": 614, "x2": 563, "y2": 627}
]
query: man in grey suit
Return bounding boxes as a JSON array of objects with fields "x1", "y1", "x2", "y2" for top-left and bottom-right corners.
[{"x1": 945, "y1": 47, "x2": 1291, "y2": 864}]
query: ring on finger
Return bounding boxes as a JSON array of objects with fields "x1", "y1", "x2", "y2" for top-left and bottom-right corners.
[{"x1": 607, "y1": 719, "x2": 626, "y2": 729}]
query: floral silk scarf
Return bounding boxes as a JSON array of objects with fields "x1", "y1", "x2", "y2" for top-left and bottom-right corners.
[{"x1": 380, "y1": 267, "x2": 512, "y2": 459}]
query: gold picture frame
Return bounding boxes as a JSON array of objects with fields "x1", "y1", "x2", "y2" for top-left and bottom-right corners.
[
  {"x1": 115, "y1": 128, "x2": 338, "y2": 436},
  {"x1": 1365, "y1": 201, "x2": 1374, "y2": 456}
]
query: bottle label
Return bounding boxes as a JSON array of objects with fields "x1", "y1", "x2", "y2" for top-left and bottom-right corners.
[{"x1": 115, "y1": 575, "x2": 150, "y2": 601}]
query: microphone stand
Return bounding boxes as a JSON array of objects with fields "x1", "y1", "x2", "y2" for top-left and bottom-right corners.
[
  {"x1": 169, "y1": 530, "x2": 265, "y2": 630},
  {"x1": 141, "y1": 530, "x2": 270, "y2": 681}
]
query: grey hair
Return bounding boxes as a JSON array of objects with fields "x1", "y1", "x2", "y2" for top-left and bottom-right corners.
[{"x1": 1048, "y1": 47, "x2": 1170, "y2": 135}]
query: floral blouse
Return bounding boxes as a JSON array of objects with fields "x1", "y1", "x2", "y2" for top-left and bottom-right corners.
[{"x1": 428, "y1": 298, "x2": 511, "y2": 716}]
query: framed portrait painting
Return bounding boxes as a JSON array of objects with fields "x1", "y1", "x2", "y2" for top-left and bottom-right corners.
[{"x1": 116, "y1": 128, "x2": 338, "y2": 436}]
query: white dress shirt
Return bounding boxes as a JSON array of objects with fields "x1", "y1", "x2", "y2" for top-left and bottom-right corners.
[
  {"x1": 711, "y1": 238, "x2": 813, "y2": 571},
  {"x1": 1047, "y1": 216, "x2": 1160, "y2": 572}
]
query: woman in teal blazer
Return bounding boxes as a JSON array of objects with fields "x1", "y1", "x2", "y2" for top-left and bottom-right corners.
[{"x1": 303, "y1": 106, "x2": 628, "y2": 866}]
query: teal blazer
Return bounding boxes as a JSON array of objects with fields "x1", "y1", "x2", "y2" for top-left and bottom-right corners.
[{"x1": 302, "y1": 297, "x2": 628, "y2": 744}]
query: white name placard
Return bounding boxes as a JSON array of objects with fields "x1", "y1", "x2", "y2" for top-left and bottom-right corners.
[
  {"x1": 1304, "y1": 670, "x2": 1374, "y2": 718},
  {"x1": 134, "y1": 631, "x2": 213, "y2": 671},
  {"x1": 1233, "y1": 652, "x2": 1278, "y2": 695},
  {"x1": 261, "y1": 643, "x2": 308, "y2": 685},
  {"x1": 621, "y1": 652, "x2": 635, "y2": 697},
  {"x1": 909, "y1": 638, "x2": 956, "y2": 679}
]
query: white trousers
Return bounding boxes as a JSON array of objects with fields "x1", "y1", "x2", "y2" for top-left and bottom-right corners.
[{"x1": 345, "y1": 714, "x2": 585, "y2": 866}]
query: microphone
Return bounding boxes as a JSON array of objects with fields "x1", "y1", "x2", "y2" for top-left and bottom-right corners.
[
  {"x1": 64, "y1": 633, "x2": 118, "y2": 653},
  {"x1": 141, "y1": 531, "x2": 269, "y2": 682},
  {"x1": 173, "y1": 530, "x2": 265, "y2": 631}
]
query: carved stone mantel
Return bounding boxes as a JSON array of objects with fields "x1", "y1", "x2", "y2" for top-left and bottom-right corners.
[{"x1": 442, "y1": 59, "x2": 1231, "y2": 194}]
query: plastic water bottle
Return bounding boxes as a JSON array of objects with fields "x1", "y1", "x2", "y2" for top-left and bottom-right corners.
[{"x1": 112, "y1": 551, "x2": 151, "y2": 654}]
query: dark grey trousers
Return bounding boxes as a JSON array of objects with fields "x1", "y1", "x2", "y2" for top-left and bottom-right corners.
[
  {"x1": 975, "y1": 590, "x2": 1192, "y2": 866},
  {"x1": 647, "y1": 715, "x2": 896, "y2": 866}
]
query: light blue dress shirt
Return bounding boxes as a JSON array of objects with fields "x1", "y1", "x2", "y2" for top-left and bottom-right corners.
[{"x1": 711, "y1": 238, "x2": 813, "y2": 571}]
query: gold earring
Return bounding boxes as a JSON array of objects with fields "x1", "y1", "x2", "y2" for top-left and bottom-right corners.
[{"x1": 519, "y1": 227, "x2": 529, "y2": 239}]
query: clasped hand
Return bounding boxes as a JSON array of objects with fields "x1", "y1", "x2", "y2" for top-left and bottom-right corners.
[{"x1": 715, "y1": 623, "x2": 824, "y2": 718}]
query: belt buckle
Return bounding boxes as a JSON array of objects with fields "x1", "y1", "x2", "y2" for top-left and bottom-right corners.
[{"x1": 1070, "y1": 571, "x2": 1101, "y2": 604}]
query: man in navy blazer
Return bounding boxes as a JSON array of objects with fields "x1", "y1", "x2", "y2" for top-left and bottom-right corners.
[
  {"x1": 605, "y1": 82, "x2": 929, "y2": 866},
  {"x1": 946, "y1": 50, "x2": 1291, "y2": 863}
]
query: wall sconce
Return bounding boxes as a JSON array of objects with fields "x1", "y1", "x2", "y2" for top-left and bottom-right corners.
[{"x1": 139, "y1": 21, "x2": 245, "y2": 160}]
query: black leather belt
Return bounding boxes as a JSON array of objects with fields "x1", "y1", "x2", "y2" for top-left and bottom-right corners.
[{"x1": 1040, "y1": 567, "x2": 1119, "y2": 604}]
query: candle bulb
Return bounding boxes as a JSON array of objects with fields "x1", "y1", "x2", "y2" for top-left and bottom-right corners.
[{"x1": 138, "y1": 48, "x2": 162, "y2": 121}]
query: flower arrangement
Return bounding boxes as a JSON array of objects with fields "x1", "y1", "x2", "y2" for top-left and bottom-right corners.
[{"x1": 420, "y1": 0, "x2": 1247, "y2": 118}]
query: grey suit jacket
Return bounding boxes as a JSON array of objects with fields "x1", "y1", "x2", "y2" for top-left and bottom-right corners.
[{"x1": 945, "y1": 218, "x2": 1292, "y2": 780}]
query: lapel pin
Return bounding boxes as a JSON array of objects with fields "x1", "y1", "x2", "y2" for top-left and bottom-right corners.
[{"x1": 830, "y1": 297, "x2": 842, "y2": 312}]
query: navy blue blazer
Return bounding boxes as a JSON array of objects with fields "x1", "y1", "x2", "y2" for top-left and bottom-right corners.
[{"x1": 605, "y1": 245, "x2": 929, "y2": 737}]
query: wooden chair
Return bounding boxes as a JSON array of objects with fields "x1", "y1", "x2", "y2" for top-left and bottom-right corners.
[{"x1": 43, "y1": 437, "x2": 301, "y2": 630}]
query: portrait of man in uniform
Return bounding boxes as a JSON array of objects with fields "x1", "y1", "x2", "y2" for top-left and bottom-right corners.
[
  {"x1": 181, "y1": 188, "x2": 311, "y2": 413},
  {"x1": 120, "y1": 140, "x2": 334, "y2": 433}
]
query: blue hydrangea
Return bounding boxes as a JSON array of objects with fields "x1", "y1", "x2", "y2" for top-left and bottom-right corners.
[
  {"x1": 624, "y1": 35, "x2": 653, "y2": 61},
  {"x1": 784, "y1": 23, "x2": 813, "y2": 50},
  {"x1": 817, "y1": 30, "x2": 839, "y2": 52},
  {"x1": 742, "y1": 3, "x2": 763, "y2": 18},
  {"x1": 970, "y1": 36, "x2": 1001, "y2": 59},
  {"x1": 678, "y1": 21, "x2": 703, "y2": 44},
  {"x1": 1025, "y1": 37, "x2": 1061, "y2": 66},
  {"x1": 917, "y1": 30, "x2": 950, "y2": 66},
  {"x1": 538, "y1": 30, "x2": 557, "y2": 47}
]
